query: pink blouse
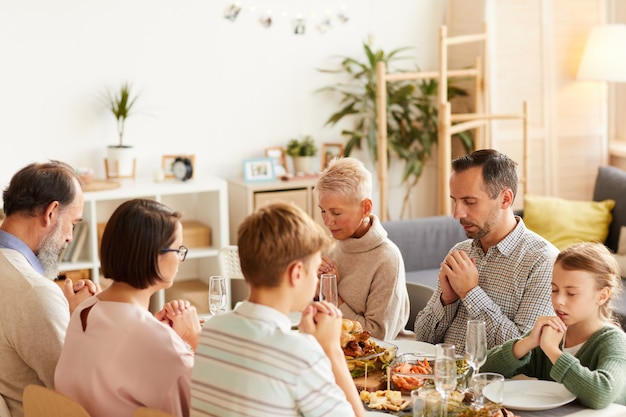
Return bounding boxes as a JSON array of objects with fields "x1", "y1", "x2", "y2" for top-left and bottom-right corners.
[{"x1": 55, "y1": 297, "x2": 193, "y2": 417}]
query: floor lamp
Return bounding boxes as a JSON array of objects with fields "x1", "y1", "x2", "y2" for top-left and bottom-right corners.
[{"x1": 577, "y1": 24, "x2": 626, "y2": 163}]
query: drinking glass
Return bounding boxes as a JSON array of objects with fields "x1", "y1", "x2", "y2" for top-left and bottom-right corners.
[
  {"x1": 466, "y1": 319, "x2": 487, "y2": 405},
  {"x1": 466, "y1": 320, "x2": 487, "y2": 373},
  {"x1": 319, "y1": 274, "x2": 338, "y2": 306},
  {"x1": 208, "y1": 276, "x2": 227, "y2": 316},
  {"x1": 472, "y1": 372, "x2": 504, "y2": 409},
  {"x1": 434, "y1": 343, "x2": 456, "y2": 417},
  {"x1": 410, "y1": 389, "x2": 426, "y2": 417}
]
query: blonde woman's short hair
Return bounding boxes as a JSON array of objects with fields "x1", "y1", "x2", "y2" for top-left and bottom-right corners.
[
  {"x1": 556, "y1": 242, "x2": 623, "y2": 325},
  {"x1": 237, "y1": 202, "x2": 334, "y2": 288},
  {"x1": 316, "y1": 157, "x2": 372, "y2": 205}
]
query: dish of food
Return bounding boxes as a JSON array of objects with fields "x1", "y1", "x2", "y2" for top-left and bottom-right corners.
[
  {"x1": 360, "y1": 389, "x2": 410, "y2": 412},
  {"x1": 390, "y1": 353, "x2": 470, "y2": 392},
  {"x1": 342, "y1": 319, "x2": 397, "y2": 378},
  {"x1": 490, "y1": 380, "x2": 576, "y2": 411}
]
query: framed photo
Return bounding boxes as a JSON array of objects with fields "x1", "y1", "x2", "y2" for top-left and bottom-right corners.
[
  {"x1": 321, "y1": 143, "x2": 344, "y2": 171},
  {"x1": 162, "y1": 154, "x2": 196, "y2": 179},
  {"x1": 243, "y1": 158, "x2": 276, "y2": 183},
  {"x1": 265, "y1": 146, "x2": 289, "y2": 176}
]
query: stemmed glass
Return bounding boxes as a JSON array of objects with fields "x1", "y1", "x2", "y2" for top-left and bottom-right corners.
[
  {"x1": 434, "y1": 343, "x2": 456, "y2": 417},
  {"x1": 208, "y1": 276, "x2": 227, "y2": 316},
  {"x1": 466, "y1": 320, "x2": 487, "y2": 407}
]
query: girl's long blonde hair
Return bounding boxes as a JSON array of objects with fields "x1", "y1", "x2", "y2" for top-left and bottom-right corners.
[{"x1": 556, "y1": 242, "x2": 623, "y2": 326}]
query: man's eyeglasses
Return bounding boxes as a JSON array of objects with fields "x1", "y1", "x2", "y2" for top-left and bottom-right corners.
[{"x1": 160, "y1": 245, "x2": 188, "y2": 262}]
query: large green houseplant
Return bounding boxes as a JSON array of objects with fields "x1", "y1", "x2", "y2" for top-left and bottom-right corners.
[{"x1": 319, "y1": 43, "x2": 473, "y2": 218}]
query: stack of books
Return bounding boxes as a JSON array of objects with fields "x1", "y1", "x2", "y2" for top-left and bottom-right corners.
[{"x1": 58, "y1": 221, "x2": 89, "y2": 263}]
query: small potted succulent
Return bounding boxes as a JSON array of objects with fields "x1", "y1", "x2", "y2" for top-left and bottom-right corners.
[{"x1": 286, "y1": 135, "x2": 318, "y2": 174}]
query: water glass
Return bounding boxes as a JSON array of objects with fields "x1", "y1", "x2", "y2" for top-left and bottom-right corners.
[
  {"x1": 472, "y1": 372, "x2": 504, "y2": 409},
  {"x1": 434, "y1": 343, "x2": 456, "y2": 417},
  {"x1": 319, "y1": 273, "x2": 338, "y2": 306},
  {"x1": 410, "y1": 390, "x2": 426, "y2": 417},
  {"x1": 208, "y1": 276, "x2": 227, "y2": 316}
]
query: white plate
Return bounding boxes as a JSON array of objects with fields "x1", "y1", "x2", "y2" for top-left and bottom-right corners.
[
  {"x1": 365, "y1": 411, "x2": 389, "y2": 416},
  {"x1": 486, "y1": 380, "x2": 576, "y2": 411},
  {"x1": 391, "y1": 339, "x2": 435, "y2": 356}
]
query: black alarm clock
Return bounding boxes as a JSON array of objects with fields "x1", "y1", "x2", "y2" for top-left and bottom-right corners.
[{"x1": 172, "y1": 157, "x2": 193, "y2": 181}]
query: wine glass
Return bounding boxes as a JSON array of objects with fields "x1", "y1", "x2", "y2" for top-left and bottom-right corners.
[
  {"x1": 466, "y1": 320, "x2": 487, "y2": 406},
  {"x1": 208, "y1": 276, "x2": 227, "y2": 316},
  {"x1": 434, "y1": 343, "x2": 456, "y2": 417}
]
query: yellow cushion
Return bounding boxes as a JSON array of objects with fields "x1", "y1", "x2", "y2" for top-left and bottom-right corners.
[{"x1": 523, "y1": 194, "x2": 615, "y2": 250}]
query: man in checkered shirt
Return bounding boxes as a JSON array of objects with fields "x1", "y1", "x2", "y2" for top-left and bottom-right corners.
[{"x1": 414, "y1": 149, "x2": 558, "y2": 351}]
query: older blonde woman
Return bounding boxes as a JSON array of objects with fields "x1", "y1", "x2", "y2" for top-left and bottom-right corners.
[{"x1": 316, "y1": 157, "x2": 409, "y2": 340}]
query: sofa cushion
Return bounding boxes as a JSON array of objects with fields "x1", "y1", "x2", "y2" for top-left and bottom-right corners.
[
  {"x1": 523, "y1": 194, "x2": 615, "y2": 250},
  {"x1": 593, "y1": 166, "x2": 626, "y2": 253},
  {"x1": 383, "y1": 216, "x2": 466, "y2": 272}
]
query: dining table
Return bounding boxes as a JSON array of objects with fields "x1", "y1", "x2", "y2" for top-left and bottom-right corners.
[{"x1": 385, "y1": 338, "x2": 626, "y2": 417}]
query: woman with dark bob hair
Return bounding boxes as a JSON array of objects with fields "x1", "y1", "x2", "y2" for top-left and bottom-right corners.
[{"x1": 55, "y1": 198, "x2": 201, "y2": 417}]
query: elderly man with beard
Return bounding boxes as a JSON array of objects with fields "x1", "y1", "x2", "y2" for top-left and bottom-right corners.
[
  {"x1": 414, "y1": 149, "x2": 559, "y2": 351},
  {"x1": 0, "y1": 160, "x2": 99, "y2": 417}
]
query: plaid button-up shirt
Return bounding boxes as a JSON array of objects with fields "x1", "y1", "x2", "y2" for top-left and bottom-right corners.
[{"x1": 414, "y1": 217, "x2": 559, "y2": 351}]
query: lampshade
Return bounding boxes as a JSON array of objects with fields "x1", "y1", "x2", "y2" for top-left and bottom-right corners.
[{"x1": 577, "y1": 24, "x2": 626, "y2": 82}]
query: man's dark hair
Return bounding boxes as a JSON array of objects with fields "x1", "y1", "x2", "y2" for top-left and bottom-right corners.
[
  {"x1": 2, "y1": 160, "x2": 82, "y2": 217},
  {"x1": 451, "y1": 149, "x2": 518, "y2": 199}
]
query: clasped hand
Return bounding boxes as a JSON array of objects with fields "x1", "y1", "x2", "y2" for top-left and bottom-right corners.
[
  {"x1": 63, "y1": 278, "x2": 101, "y2": 314},
  {"x1": 299, "y1": 301, "x2": 343, "y2": 354},
  {"x1": 155, "y1": 299, "x2": 202, "y2": 351},
  {"x1": 439, "y1": 250, "x2": 478, "y2": 305}
]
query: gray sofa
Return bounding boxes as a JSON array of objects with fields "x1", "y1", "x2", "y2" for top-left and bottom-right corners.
[{"x1": 382, "y1": 215, "x2": 466, "y2": 289}]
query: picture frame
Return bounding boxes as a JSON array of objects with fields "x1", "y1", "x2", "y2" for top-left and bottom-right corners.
[
  {"x1": 243, "y1": 158, "x2": 276, "y2": 183},
  {"x1": 321, "y1": 143, "x2": 344, "y2": 171},
  {"x1": 264, "y1": 146, "x2": 289, "y2": 176},
  {"x1": 162, "y1": 154, "x2": 196, "y2": 179}
]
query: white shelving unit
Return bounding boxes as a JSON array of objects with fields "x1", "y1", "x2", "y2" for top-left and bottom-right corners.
[{"x1": 59, "y1": 176, "x2": 229, "y2": 312}]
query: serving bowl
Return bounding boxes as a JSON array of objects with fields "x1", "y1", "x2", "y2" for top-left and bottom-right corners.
[
  {"x1": 345, "y1": 338, "x2": 397, "y2": 378},
  {"x1": 390, "y1": 353, "x2": 470, "y2": 392}
]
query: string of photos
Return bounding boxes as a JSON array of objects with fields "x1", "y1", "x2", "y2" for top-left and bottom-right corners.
[{"x1": 224, "y1": 2, "x2": 350, "y2": 35}]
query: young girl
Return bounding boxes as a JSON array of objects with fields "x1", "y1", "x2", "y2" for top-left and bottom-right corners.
[{"x1": 482, "y1": 242, "x2": 626, "y2": 409}]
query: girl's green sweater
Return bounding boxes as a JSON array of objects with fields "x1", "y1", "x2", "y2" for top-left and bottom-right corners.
[{"x1": 481, "y1": 325, "x2": 626, "y2": 409}]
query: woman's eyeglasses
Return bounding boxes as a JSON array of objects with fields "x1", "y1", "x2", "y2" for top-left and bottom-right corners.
[{"x1": 160, "y1": 245, "x2": 188, "y2": 262}]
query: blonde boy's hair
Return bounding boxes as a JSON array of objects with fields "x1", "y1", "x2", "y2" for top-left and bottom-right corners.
[
  {"x1": 237, "y1": 202, "x2": 334, "y2": 288},
  {"x1": 316, "y1": 157, "x2": 372, "y2": 206},
  {"x1": 556, "y1": 242, "x2": 623, "y2": 325}
]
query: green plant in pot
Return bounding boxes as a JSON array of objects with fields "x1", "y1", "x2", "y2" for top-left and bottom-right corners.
[
  {"x1": 102, "y1": 82, "x2": 140, "y2": 178},
  {"x1": 286, "y1": 135, "x2": 318, "y2": 174},
  {"x1": 319, "y1": 43, "x2": 473, "y2": 218}
]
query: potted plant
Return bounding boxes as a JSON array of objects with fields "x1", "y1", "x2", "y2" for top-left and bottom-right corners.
[
  {"x1": 286, "y1": 135, "x2": 318, "y2": 174},
  {"x1": 102, "y1": 82, "x2": 140, "y2": 178},
  {"x1": 319, "y1": 43, "x2": 473, "y2": 218}
]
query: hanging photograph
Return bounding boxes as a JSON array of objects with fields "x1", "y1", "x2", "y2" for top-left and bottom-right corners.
[{"x1": 224, "y1": 3, "x2": 242, "y2": 21}]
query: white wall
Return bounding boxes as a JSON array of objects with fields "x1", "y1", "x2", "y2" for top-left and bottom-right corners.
[{"x1": 0, "y1": 0, "x2": 443, "y2": 218}]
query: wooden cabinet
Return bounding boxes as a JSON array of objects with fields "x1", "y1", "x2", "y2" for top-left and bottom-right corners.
[
  {"x1": 228, "y1": 177, "x2": 324, "y2": 244},
  {"x1": 59, "y1": 176, "x2": 229, "y2": 312}
]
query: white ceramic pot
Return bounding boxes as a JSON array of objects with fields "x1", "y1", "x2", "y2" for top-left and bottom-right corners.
[
  {"x1": 292, "y1": 156, "x2": 317, "y2": 174},
  {"x1": 106, "y1": 146, "x2": 136, "y2": 178}
]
